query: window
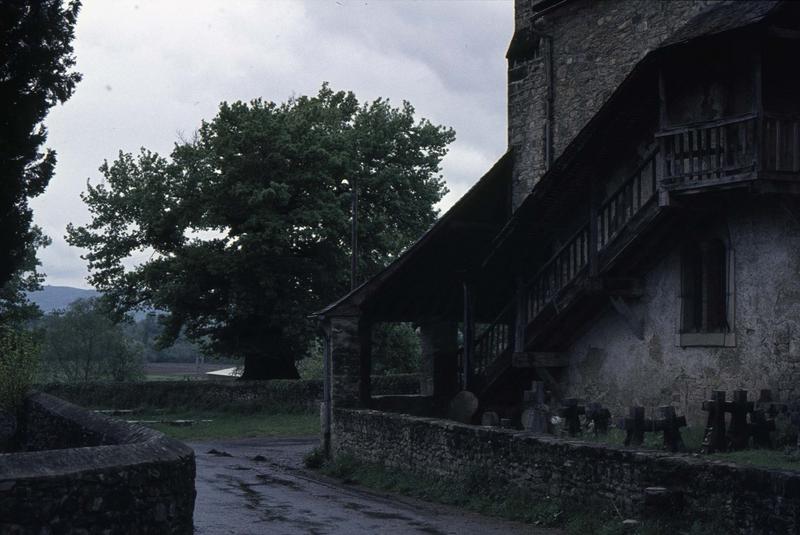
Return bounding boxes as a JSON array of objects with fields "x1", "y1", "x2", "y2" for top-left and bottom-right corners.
[{"x1": 679, "y1": 238, "x2": 735, "y2": 346}]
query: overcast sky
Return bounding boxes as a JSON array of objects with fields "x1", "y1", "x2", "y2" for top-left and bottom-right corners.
[{"x1": 33, "y1": 0, "x2": 513, "y2": 289}]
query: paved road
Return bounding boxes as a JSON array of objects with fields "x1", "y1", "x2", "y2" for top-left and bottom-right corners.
[{"x1": 190, "y1": 436, "x2": 558, "y2": 535}]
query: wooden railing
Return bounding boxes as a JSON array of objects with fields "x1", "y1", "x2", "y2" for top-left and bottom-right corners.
[
  {"x1": 526, "y1": 224, "x2": 590, "y2": 320},
  {"x1": 657, "y1": 114, "x2": 758, "y2": 186},
  {"x1": 471, "y1": 306, "x2": 514, "y2": 379},
  {"x1": 464, "y1": 112, "x2": 800, "y2": 392},
  {"x1": 763, "y1": 113, "x2": 800, "y2": 173},
  {"x1": 598, "y1": 149, "x2": 658, "y2": 249},
  {"x1": 526, "y1": 148, "x2": 658, "y2": 320}
]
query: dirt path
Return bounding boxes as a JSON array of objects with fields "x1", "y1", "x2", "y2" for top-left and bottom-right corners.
[{"x1": 190, "y1": 436, "x2": 559, "y2": 535}]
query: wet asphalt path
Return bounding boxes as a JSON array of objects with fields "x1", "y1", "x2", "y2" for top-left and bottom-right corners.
[{"x1": 190, "y1": 436, "x2": 558, "y2": 535}]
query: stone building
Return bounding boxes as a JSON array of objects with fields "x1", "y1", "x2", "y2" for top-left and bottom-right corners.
[{"x1": 317, "y1": 0, "x2": 800, "y2": 445}]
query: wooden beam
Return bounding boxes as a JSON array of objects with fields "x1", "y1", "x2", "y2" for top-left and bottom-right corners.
[
  {"x1": 513, "y1": 351, "x2": 568, "y2": 368},
  {"x1": 462, "y1": 281, "x2": 475, "y2": 390}
]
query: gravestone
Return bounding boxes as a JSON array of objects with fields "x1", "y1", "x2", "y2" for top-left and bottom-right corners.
[
  {"x1": 653, "y1": 406, "x2": 686, "y2": 452},
  {"x1": 621, "y1": 406, "x2": 652, "y2": 447},
  {"x1": 702, "y1": 390, "x2": 728, "y2": 453},
  {"x1": 448, "y1": 390, "x2": 479, "y2": 424},
  {"x1": 727, "y1": 390, "x2": 754, "y2": 450},
  {"x1": 586, "y1": 402, "x2": 611, "y2": 436},
  {"x1": 558, "y1": 398, "x2": 585, "y2": 436},
  {"x1": 521, "y1": 381, "x2": 549, "y2": 433},
  {"x1": 749, "y1": 409, "x2": 776, "y2": 449}
]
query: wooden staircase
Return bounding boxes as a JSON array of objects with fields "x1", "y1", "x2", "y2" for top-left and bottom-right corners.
[{"x1": 462, "y1": 147, "x2": 662, "y2": 400}]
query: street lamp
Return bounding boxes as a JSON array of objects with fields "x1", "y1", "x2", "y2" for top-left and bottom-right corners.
[{"x1": 342, "y1": 177, "x2": 358, "y2": 291}]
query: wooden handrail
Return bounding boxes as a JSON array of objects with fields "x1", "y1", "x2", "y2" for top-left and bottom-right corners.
[{"x1": 655, "y1": 112, "x2": 758, "y2": 137}]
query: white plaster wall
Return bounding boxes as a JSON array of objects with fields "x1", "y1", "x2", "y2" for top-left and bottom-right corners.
[{"x1": 564, "y1": 199, "x2": 800, "y2": 424}]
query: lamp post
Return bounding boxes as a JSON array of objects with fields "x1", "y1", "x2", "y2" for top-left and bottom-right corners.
[{"x1": 344, "y1": 177, "x2": 358, "y2": 291}]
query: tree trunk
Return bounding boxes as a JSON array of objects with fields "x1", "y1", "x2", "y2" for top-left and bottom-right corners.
[{"x1": 240, "y1": 352, "x2": 300, "y2": 380}]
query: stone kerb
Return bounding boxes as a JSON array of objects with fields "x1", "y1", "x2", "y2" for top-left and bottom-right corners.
[
  {"x1": 0, "y1": 392, "x2": 195, "y2": 534},
  {"x1": 332, "y1": 408, "x2": 800, "y2": 533}
]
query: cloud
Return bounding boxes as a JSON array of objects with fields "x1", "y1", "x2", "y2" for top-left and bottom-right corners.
[{"x1": 35, "y1": 0, "x2": 513, "y2": 288}]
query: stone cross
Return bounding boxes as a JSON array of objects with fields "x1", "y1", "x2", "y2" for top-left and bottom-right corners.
[
  {"x1": 585, "y1": 402, "x2": 611, "y2": 436},
  {"x1": 749, "y1": 409, "x2": 776, "y2": 449},
  {"x1": 726, "y1": 390, "x2": 754, "y2": 451},
  {"x1": 622, "y1": 406, "x2": 653, "y2": 447},
  {"x1": 653, "y1": 405, "x2": 686, "y2": 452},
  {"x1": 558, "y1": 398, "x2": 585, "y2": 436},
  {"x1": 702, "y1": 390, "x2": 728, "y2": 453},
  {"x1": 755, "y1": 389, "x2": 787, "y2": 418}
]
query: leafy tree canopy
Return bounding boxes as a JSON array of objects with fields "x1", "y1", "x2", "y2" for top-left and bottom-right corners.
[
  {"x1": 0, "y1": 1, "x2": 81, "y2": 286},
  {"x1": 0, "y1": 226, "x2": 50, "y2": 326},
  {"x1": 68, "y1": 84, "x2": 454, "y2": 379},
  {"x1": 37, "y1": 298, "x2": 143, "y2": 383}
]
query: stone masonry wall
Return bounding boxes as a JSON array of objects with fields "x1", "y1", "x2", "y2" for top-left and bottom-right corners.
[
  {"x1": 563, "y1": 198, "x2": 800, "y2": 425},
  {"x1": 0, "y1": 393, "x2": 195, "y2": 534},
  {"x1": 509, "y1": 0, "x2": 719, "y2": 208},
  {"x1": 333, "y1": 408, "x2": 800, "y2": 534}
]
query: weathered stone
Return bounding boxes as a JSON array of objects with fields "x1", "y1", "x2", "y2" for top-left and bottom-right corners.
[
  {"x1": 448, "y1": 391, "x2": 479, "y2": 424},
  {"x1": 1, "y1": 393, "x2": 195, "y2": 534},
  {"x1": 333, "y1": 408, "x2": 800, "y2": 534}
]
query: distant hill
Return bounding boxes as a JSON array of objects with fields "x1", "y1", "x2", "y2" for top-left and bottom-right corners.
[{"x1": 26, "y1": 285, "x2": 100, "y2": 313}]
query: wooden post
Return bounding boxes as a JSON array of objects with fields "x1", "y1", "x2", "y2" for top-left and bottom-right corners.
[
  {"x1": 514, "y1": 275, "x2": 527, "y2": 353},
  {"x1": 754, "y1": 49, "x2": 764, "y2": 173},
  {"x1": 462, "y1": 281, "x2": 475, "y2": 391},
  {"x1": 589, "y1": 178, "x2": 599, "y2": 279}
]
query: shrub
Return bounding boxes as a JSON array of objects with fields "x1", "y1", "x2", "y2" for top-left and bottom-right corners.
[{"x1": 0, "y1": 327, "x2": 39, "y2": 410}]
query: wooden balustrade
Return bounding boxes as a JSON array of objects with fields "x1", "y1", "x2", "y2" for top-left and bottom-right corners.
[
  {"x1": 472, "y1": 317, "x2": 512, "y2": 378},
  {"x1": 657, "y1": 114, "x2": 758, "y2": 185},
  {"x1": 465, "y1": 113, "x2": 800, "y2": 389},
  {"x1": 764, "y1": 114, "x2": 800, "y2": 173},
  {"x1": 598, "y1": 150, "x2": 657, "y2": 248},
  {"x1": 526, "y1": 224, "x2": 590, "y2": 320}
]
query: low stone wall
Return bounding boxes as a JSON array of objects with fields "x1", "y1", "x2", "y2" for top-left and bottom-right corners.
[
  {"x1": 1, "y1": 393, "x2": 195, "y2": 534},
  {"x1": 333, "y1": 408, "x2": 800, "y2": 534},
  {"x1": 39, "y1": 374, "x2": 420, "y2": 411}
]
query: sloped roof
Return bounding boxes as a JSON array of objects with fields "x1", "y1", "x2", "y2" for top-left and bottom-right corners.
[
  {"x1": 486, "y1": 0, "x2": 786, "y2": 263},
  {"x1": 315, "y1": 152, "x2": 512, "y2": 321},
  {"x1": 661, "y1": 0, "x2": 780, "y2": 48}
]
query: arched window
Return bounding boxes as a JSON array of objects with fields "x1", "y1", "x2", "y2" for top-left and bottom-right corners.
[{"x1": 680, "y1": 238, "x2": 734, "y2": 346}]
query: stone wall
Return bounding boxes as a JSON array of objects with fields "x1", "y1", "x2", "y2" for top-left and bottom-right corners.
[
  {"x1": 1, "y1": 393, "x2": 195, "y2": 534},
  {"x1": 563, "y1": 197, "x2": 800, "y2": 425},
  {"x1": 332, "y1": 408, "x2": 800, "y2": 534},
  {"x1": 39, "y1": 374, "x2": 420, "y2": 411},
  {"x1": 509, "y1": 0, "x2": 719, "y2": 208}
]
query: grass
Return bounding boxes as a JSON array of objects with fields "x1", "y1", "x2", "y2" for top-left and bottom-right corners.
[
  {"x1": 125, "y1": 410, "x2": 318, "y2": 441},
  {"x1": 581, "y1": 426, "x2": 800, "y2": 471},
  {"x1": 708, "y1": 449, "x2": 800, "y2": 470},
  {"x1": 579, "y1": 426, "x2": 706, "y2": 451},
  {"x1": 143, "y1": 374, "x2": 199, "y2": 382},
  {"x1": 311, "y1": 453, "x2": 726, "y2": 535}
]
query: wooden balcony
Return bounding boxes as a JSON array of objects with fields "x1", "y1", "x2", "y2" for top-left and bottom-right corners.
[{"x1": 656, "y1": 113, "x2": 800, "y2": 193}]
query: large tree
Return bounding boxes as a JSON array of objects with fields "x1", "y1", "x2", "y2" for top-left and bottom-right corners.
[
  {"x1": 0, "y1": 1, "x2": 81, "y2": 286},
  {"x1": 68, "y1": 85, "x2": 454, "y2": 379}
]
